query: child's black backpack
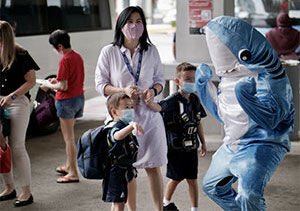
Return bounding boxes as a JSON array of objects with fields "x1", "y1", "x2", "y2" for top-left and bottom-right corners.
[{"x1": 77, "y1": 122, "x2": 114, "y2": 179}]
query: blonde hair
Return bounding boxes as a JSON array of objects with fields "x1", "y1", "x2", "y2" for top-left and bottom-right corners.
[
  {"x1": 106, "y1": 92, "x2": 130, "y2": 117},
  {"x1": 0, "y1": 21, "x2": 16, "y2": 69}
]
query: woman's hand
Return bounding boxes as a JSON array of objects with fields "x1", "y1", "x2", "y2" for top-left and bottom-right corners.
[
  {"x1": 130, "y1": 122, "x2": 144, "y2": 135},
  {"x1": 144, "y1": 96, "x2": 154, "y2": 105},
  {"x1": 124, "y1": 85, "x2": 140, "y2": 101},
  {"x1": 48, "y1": 78, "x2": 58, "y2": 84},
  {"x1": 143, "y1": 88, "x2": 155, "y2": 104},
  {"x1": 0, "y1": 95, "x2": 13, "y2": 107},
  {"x1": 40, "y1": 84, "x2": 50, "y2": 92}
]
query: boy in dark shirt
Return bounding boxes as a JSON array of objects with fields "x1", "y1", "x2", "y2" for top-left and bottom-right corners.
[
  {"x1": 146, "y1": 62, "x2": 207, "y2": 211},
  {"x1": 103, "y1": 92, "x2": 144, "y2": 211}
]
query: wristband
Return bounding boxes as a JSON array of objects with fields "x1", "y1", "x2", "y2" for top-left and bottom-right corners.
[
  {"x1": 151, "y1": 87, "x2": 158, "y2": 96},
  {"x1": 11, "y1": 94, "x2": 17, "y2": 100}
]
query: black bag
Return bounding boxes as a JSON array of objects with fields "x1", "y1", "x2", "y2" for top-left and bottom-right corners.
[
  {"x1": 0, "y1": 107, "x2": 10, "y2": 137},
  {"x1": 34, "y1": 89, "x2": 58, "y2": 128},
  {"x1": 77, "y1": 122, "x2": 114, "y2": 179}
]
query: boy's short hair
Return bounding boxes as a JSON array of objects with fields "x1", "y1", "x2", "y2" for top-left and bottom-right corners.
[
  {"x1": 49, "y1": 29, "x2": 71, "y2": 49},
  {"x1": 176, "y1": 62, "x2": 196, "y2": 77},
  {"x1": 106, "y1": 92, "x2": 130, "y2": 117}
]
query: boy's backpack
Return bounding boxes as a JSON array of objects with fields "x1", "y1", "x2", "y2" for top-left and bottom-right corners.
[
  {"x1": 77, "y1": 122, "x2": 115, "y2": 179},
  {"x1": 162, "y1": 93, "x2": 201, "y2": 152}
]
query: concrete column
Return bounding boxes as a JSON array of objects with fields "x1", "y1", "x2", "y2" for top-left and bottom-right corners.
[
  {"x1": 144, "y1": 0, "x2": 152, "y2": 24},
  {"x1": 175, "y1": 0, "x2": 234, "y2": 136},
  {"x1": 286, "y1": 64, "x2": 300, "y2": 141},
  {"x1": 169, "y1": 80, "x2": 177, "y2": 95},
  {"x1": 176, "y1": 0, "x2": 234, "y2": 63}
]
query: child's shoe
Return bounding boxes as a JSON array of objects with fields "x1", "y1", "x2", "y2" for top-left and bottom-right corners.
[{"x1": 163, "y1": 202, "x2": 179, "y2": 211}]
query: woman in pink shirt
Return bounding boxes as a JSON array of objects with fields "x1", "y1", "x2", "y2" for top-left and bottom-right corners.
[{"x1": 95, "y1": 6, "x2": 167, "y2": 211}]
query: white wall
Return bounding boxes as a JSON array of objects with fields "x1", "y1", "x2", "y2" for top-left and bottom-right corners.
[
  {"x1": 175, "y1": 0, "x2": 234, "y2": 135},
  {"x1": 176, "y1": 0, "x2": 234, "y2": 63}
]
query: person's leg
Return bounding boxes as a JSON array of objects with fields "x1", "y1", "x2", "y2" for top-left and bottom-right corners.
[
  {"x1": 164, "y1": 179, "x2": 180, "y2": 202},
  {"x1": 0, "y1": 183, "x2": 15, "y2": 197},
  {"x1": 58, "y1": 117, "x2": 78, "y2": 180},
  {"x1": 0, "y1": 132, "x2": 7, "y2": 150},
  {"x1": 145, "y1": 167, "x2": 164, "y2": 211},
  {"x1": 202, "y1": 144, "x2": 239, "y2": 211},
  {"x1": 231, "y1": 143, "x2": 287, "y2": 211},
  {"x1": 2, "y1": 96, "x2": 31, "y2": 201},
  {"x1": 0, "y1": 133, "x2": 14, "y2": 197},
  {"x1": 186, "y1": 179, "x2": 198, "y2": 208},
  {"x1": 126, "y1": 177, "x2": 136, "y2": 211},
  {"x1": 111, "y1": 202, "x2": 125, "y2": 211}
]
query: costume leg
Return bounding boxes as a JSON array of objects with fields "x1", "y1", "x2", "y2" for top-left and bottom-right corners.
[
  {"x1": 202, "y1": 144, "x2": 239, "y2": 211},
  {"x1": 230, "y1": 143, "x2": 287, "y2": 211}
]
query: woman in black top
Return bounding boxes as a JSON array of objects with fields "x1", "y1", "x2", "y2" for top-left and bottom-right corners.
[{"x1": 0, "y1": 21, "x2": 39, "y2": 207}]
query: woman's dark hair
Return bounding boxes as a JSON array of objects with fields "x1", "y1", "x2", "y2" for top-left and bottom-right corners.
[
  {"x1": 112, "y1": 6, "x2": 152, "y2": 51},
  {"x1": 49, "y1": 29, "x2": 71, "y2": 49}
]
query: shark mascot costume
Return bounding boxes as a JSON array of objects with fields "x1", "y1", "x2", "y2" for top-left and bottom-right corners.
[{"x1": 196, "y1": 16, "x2": 294, "y2": 210}]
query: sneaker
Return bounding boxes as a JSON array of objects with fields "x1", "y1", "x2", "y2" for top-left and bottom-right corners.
[{"x1": 163, "y1": 202, "x2": 179, "y2": 211}]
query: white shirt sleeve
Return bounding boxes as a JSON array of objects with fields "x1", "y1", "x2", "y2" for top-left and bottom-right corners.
[
  {"x1": 95, "y1": 45, "x2": 112, "y2": 96},
  {"x1": 151, "y1": 45, "x2": 165, "y2": 90}
]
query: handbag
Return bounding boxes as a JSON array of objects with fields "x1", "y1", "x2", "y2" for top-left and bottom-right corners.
[
  {"x1": 34, "y1": 89, "x2": 58, "y2": 128},
  {"x1": 0, "y1": 144, "x2": 11, "y2": 173}
]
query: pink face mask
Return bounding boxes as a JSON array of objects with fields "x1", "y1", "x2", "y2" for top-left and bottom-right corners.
[{"x1": 122, "y1": 23, "x2": 144, "y2": 40}]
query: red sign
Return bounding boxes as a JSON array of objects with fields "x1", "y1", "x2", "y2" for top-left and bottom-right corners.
[{"x1": 189, "y1": 0, "x2": 213, "y2": 34}]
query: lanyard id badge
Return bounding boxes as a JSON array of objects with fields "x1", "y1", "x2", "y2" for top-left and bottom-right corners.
[{"x1": 121, "y1": 50, "x2": 143, "y2": 86}]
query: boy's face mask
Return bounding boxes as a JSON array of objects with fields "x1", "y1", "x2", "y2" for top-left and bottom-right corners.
[
  {"x1": 182, "y1": 82, "x2": 196, "y2": 94},
  {"x1": 120, "y1": 109, "x2": 135, "y2": 124}
]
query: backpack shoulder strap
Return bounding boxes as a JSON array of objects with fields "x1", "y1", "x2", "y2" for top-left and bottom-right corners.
[
  {"x1": 105, "y1": 121, "x2": 117, "y2": 129},
  {"x1": 190, "y1": 93, "x2": 201, "y2": 122}
]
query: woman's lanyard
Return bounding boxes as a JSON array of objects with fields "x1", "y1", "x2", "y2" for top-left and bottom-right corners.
[{"x1": 121, "y1": 50, "x2": 143, "y2": 86}]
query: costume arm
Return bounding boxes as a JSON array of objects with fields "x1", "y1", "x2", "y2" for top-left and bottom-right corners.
[
  {"x1": 235, "y1": 77, "x2": 282, "y2": 129},
  {"x1": 195, "y1": 63, "x2": 223, "y2": 123}
]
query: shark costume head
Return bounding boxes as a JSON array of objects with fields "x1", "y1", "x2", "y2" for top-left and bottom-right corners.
[{"x1": 196, "y1": 16, "x2": 294, "y2": 151}]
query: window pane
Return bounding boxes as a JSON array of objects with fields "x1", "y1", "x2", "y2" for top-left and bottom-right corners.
[
  {"x1": 47, "y1": 0, "x2": 112, "y2": 33},
  {"x1": 0, "y1": 0, "x2": 112, "y2": 36},
  {"x1": 235, "y1": 0, "x2": 300, "y2": 27}
]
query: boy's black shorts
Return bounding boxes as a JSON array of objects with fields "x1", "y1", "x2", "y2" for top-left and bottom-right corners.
[
  {"x1": 166, "y1": 149, "x2": 198, "y2": 181},
  {"x1": 102, "y1": 166, "x2": 127, "y2": 203}
]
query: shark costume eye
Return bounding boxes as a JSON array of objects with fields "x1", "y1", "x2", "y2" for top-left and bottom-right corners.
[{"x1": 238, "y1": 49, "x2": 251, "y2": 62}]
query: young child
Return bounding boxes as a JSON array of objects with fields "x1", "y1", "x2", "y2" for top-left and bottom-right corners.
[
  {"x1": 146, "y1": 62, "x2": 207, "y2": 211},
  {"x1": 103, "y1": 92, "x2": 144, "y2": 211},
  {"x1": 41, "y1": 29, "x2": 85, "y2": 183}
]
